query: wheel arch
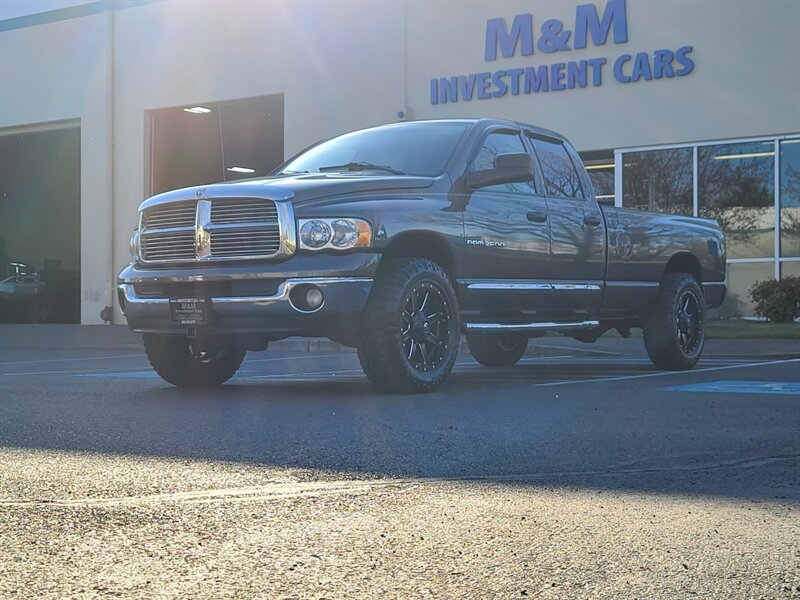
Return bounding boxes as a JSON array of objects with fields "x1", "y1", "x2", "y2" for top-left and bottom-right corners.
[
  {"x1": 663, "y1": 252, "x2": 702, "y2": 283},
  {"x1": 379, "y1": 231, "x2": 458, "y2": 281}
]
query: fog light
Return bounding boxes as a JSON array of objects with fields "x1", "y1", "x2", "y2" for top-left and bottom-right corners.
[{"x1": 305, "y1": 287, "x2": 324, "y2": 310}]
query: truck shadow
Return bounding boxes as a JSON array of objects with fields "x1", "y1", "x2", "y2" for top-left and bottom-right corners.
[{"x1": 2, "y1": 359, "x2": 799, "y2": 503}]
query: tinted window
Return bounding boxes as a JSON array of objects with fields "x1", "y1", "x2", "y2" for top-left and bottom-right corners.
[
  {"x1": 471, "y1": 132, "x2": 536, "y2": 195},
  {"x1": 281, "y1": 122, "x2": 469, "y2": 177},
  {"x1": 530, "y1": 138, "x2": 584, "y2": 199}
]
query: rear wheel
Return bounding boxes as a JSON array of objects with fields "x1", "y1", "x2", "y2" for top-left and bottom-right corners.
[
  {"x1": 466, "y1": 331, "x2": 527, "y2": 366},
  {"x1": 643, "y1": 272, "x2": 705, "y2": 370},
  {"x1": 357, "y1": 257, "x2": 460, "y2": 393},
  {"x1": 143, "y1": 333, "x2": 245, "y2": 387}
]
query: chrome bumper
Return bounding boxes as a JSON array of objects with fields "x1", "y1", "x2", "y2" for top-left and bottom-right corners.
[{"x1": 118, "y1": 277, "x2": 373, "y2": 335}]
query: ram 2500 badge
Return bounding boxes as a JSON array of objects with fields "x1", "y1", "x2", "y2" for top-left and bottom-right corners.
[{"x1": 118, "y1": 119, "x2": 726, "y2": 392}]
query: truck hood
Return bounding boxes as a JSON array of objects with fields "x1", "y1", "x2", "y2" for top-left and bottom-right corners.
[{"x1": 139, "y1": 173, "x2": 436, "y2": 211}]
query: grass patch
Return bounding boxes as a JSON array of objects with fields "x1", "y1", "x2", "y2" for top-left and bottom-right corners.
[{"x1": 705, "y1": 319, "x2": 800, "y2": 339}]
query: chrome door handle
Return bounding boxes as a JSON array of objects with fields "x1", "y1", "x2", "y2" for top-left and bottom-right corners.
[{"x1": 527, "y1": 211, "x2": 548, "y2": 223}]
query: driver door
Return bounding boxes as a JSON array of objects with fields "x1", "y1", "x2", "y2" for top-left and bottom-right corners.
[{"x1": 461, "y1": 129, "x2": 552, "y2": 317}]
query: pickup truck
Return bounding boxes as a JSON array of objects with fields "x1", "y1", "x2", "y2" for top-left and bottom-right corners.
[{"x1": 118, "y1": 118, "x2": 726, "y2": 393}]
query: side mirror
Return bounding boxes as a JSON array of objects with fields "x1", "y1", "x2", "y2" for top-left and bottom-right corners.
[{"x1": 466, "y1": 153, "x2": 535, "y2": 190}]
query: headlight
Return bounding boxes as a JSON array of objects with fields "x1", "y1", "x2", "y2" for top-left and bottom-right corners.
[
  {"x1": 129, "y1": 228, "x2": 140, "y2": 260},
  {"x1": 299, "y1": 220, "x2": 332, "y2": 249},
  {"x1": 299, "y1": 218, "x2": 372, "y2": 251}
]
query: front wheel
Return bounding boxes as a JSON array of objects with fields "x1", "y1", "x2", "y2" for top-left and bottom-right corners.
[
  {"x1": 643, "y1": 272, "x2": 705, "y2": 370},
  {"x1": 143, "y1": 334, "x2": 246, "y2": 387},
  {"x1": 357, "y1": 257, "x2": 460, "y2": 393},
  {"x1": 466, "y1": 332, "x2": 527, "y2": 366}
]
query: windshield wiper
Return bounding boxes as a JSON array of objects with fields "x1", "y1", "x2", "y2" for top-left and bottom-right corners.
[{"x1": 318, "y1": 162, "x2": 406, "y2": 175}]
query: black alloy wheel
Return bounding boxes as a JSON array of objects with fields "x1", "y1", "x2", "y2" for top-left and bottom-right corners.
[
  {"x1": 357, "y1": 257, "x2": 461, "y2": 393},
  {"x1": 675, "y1": 289, "x2": 702, "y2": 355},
  {"x1": 643, "y1": 272, "x2": 706, "y2": 371},
  {"x1": 401, "y1": 281, "x2": 452, "y2": 373}
]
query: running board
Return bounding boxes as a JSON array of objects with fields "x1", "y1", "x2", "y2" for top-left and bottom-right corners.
[{"x1": 463, "y1": 320, "x2": 600, "y2": 333}]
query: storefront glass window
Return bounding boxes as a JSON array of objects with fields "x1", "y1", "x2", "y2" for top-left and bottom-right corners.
[
  {"x1": 781, "y1": 261, "x2": 800, "y2": 278},
  {"x1": 779, "y1": 139, "x2": 800, "y2": 257},
  {"x1": 622, "y1": 148, "x2": 692, "y2": 214},
  {"x1": 698, "y1": 141, "x2": 775, "y2": 259},
  {"x1": 712, "y1": 261, "x2": 775, "y2": 318},
  {"x1": 585, "y1": 163, "x2": 614, "y2": 203}
]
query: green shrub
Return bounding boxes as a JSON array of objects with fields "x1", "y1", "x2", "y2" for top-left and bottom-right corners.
[{"x1": 748, "y1": 276, "x2": 800, "y2": 323}]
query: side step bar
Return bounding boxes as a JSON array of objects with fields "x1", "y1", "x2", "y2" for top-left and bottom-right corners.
[{"x1": 463, "y1": 320, "x2": 600, "y2": 333}]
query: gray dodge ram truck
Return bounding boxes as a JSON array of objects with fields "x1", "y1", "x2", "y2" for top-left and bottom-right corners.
[{"x1": 118, "y1": 118, "x2": 726, "y2": 392}]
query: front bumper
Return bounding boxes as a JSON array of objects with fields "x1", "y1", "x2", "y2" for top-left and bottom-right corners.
[{"x1": 117, "y1": 253, "x2": 379, "y2": 337}]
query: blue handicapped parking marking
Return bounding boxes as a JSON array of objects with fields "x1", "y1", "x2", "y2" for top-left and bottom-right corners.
[{"x1": 664, "y1": 380, "x2": 800, "y2": 396}]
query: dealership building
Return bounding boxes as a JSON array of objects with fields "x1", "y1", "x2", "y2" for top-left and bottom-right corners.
[{"x1": 1, "y1": 0, "x2": 798, "y2": 324}]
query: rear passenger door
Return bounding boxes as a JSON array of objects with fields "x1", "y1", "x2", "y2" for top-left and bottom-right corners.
[
  {"x1": 461, "y1": 128, "x2": 552, "y2": 316},
  {"x1": 527, "y1": 133, "x2": 606, "y2": 319}
]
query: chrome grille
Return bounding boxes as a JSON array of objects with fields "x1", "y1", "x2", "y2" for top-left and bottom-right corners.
[
  {"x1": 140, "y1": 231, "x2": 196, "y2": 261},
  {"x1": 137, "y1": 196, "x2": 290, "y2": 263},
  {"x1": 211, "y1": 198, "x2": 279, "y2": 224},
  {"x1": 211, "y1": 227, "x2": 281, "y2": 257},
  {"x1": 142, "y1": 202, "x2": 196, "y2": 229}
]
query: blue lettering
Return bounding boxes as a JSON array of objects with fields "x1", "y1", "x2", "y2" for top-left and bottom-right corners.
[
  {"x1": 551, "y1": 63, "x2": 566, "y2": 91},
  {"x1": 524, "y1": 65, "x2": 550, "y2": 93},
  {"x1": 614, "y1": 54, "x2": 631, "y2": 83},
  {"x1": 587, "y1": 57, "x2": 607, "y2": 86},
  {"x1": 485, "y1": 14, "x2": 534, "y2": 61},
  {"x1": 430, "y1": 79, "x2": 438, "y2": 105},
  {"x1": 507, "y1": 68, "x2": 524, "y2": 95},
  {"x1": 491, "y1": 70, "x2": 509, "y2": 97},
  {"x1": 477, "y1": 72, "x2": 492, "y2": 99},
  {"x1": 458, "y1": 74, "x2": 477, "y2": 101},
  {"x1": 653, "y1": 49, "x2": 675, "y2": 78},
  {"x1": 574, "y1": 0, "x2": 628, "y2": 49},
  {"x1": 538, "y1": 19, "x2": 571, "y2": 53},
  {"x1": 675, "y1": 46, "x2": 694, "y2": 76},
  {"x1": 440, "y1": 77, "x2": 458, "y2": 103},
  {"x1": 567, "y1": 60, "x2": 588, "y2": 89},
  {"x1": 631, "y1": 52, "x2": 652, "y2": 81}
]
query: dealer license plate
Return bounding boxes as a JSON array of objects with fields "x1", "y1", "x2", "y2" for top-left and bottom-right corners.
[{"x1": 169, "y1": 297, "x2": 208, "y2": 325}]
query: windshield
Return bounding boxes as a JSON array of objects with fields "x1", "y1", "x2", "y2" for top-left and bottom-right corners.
[{"x1": 279, "y1": 122, "x2": 470, "y2": 177}]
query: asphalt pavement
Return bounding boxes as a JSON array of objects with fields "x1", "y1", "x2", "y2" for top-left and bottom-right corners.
[{"x1": 1, "y1": 325, "x2": 798, "y2": 599}]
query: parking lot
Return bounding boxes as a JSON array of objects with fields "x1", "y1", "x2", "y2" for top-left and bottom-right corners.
[{"x1": 1, "y1": 328, "x2": 799, "y2": 598}]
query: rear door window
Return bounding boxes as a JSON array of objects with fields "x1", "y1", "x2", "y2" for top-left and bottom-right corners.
[{"x1": 529, "y1": 137, "x2": 585, "y2": 199}]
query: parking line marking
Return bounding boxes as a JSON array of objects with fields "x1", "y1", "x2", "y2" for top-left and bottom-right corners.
[
  {"x1": 3, "y1": 353, "x2": 352, "y2": 377},
  {"x1": 0, "y1": 353, "x2": 145, "y2": 366},
  {"x1": 529, "y1": 358, "x2": 800, "y2": 388}
]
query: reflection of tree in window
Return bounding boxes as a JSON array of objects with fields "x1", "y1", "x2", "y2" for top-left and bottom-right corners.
[
  {"x1": 622, "y1": 149, "x2": 692, "y2": 214},
  {"x1": 531, "y1": 139, "x2": 583, "y2": 198},
  {"x1": 698, "y1": 142, "x2": 774, "y2": 259},
  {"x1": 587, "y1": 168, "x2": 614, "y2": 199},
  {"x1": 780, "y1": 140, "x2": 800, "y2": 257},
  {"x1": 472, "y1": 133, "x2": 536, "y2": 195}
]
